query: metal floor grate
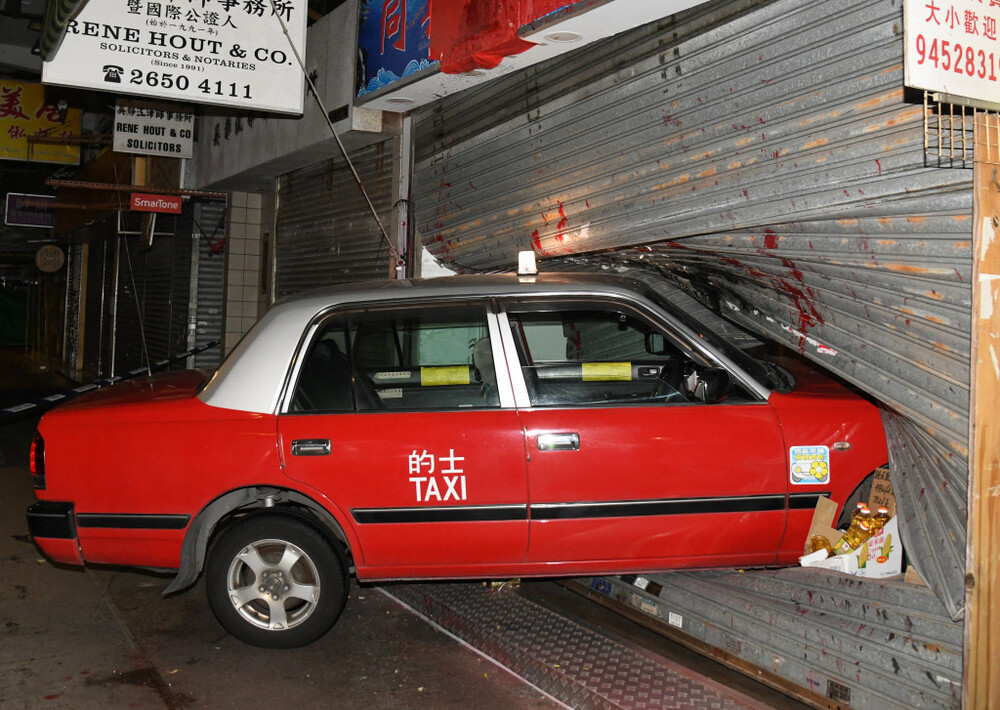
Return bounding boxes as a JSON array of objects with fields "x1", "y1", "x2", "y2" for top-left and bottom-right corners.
[{"x1": 382, "y1": 582, "x2": 769, "y2": 710}]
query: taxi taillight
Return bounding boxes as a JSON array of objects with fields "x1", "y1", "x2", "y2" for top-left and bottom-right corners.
[{"x1": 30, "y1": 433, "x2": 45, "y2": 490}]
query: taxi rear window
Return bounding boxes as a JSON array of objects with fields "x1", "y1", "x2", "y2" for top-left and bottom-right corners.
[{"x1": 290, "y1": 304, "x2": 500, "y2": 412}]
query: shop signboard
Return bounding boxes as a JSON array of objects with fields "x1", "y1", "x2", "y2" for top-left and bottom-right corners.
[
  {"x1": 904, "y1": 0, "x2": 1000, "y2": 105},
  {"x1": 130, "y1": 193, "x2": 183, "y2": 214},
  {"x1": 5, "y1": 193, "x2": 56, "y2": 229},
  {"x1": 357, "y1": 0, "x2": 435, "y2": 96},
  {"x1": 113, "y1": 99, "x2": 194, "y2": 158},
  {"x1": 0, "y1": 81, "x2": 81, "y2": 164},
  {"x1": 42, "y1": 1, "x2": 308, "y2": 115},
  {"x1": 35, "y1": 245, "x2": 66, "y2": 274}
]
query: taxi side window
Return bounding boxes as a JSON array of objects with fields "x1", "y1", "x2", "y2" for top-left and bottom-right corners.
[
  {"x1": 291, "y1": 305, "x2": 499, "y2": 413},
  {"x1": 509, "y1": 308, "x2": 693, "y2": 407}
]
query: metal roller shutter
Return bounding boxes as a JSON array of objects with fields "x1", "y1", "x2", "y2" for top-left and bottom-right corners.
[
  {"x1": 190, "y1": 200, "x2": 226, "y2": 371},
  {"x1": 73, "y1": 209, "x2": 218, "y2": 380},
  {"x1": 61, "y1": 244, "x2": 83, "y2": 380},
  {"x1": 275, "y1": 140, "x2": 395, "y2": 298},
  {"x1": 113, "y1": 224, "x2": 190, "y2": 375},
  {"x1": 81, "y1": 224, "x2": 114, "y2": 382},
  {"x1": 413, "y1": 0, "x2": 972, "y2": 620},
  {"x1": 112, "y1": 235, "x2": 143, "y2": 375}
]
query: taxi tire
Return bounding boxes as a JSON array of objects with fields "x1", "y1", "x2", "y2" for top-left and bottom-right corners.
[{"x1": 205, "y1": 515, "x2": 348, "y2": 648}]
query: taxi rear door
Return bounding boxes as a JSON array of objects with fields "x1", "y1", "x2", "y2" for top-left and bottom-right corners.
[{"x1": 278, "y1": 301, "x2": 529, "y2": 575}]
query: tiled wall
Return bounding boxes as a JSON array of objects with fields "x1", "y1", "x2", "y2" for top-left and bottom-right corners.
[{"x1": 224, "y1": 191, "x2": 264, "y2": 352}]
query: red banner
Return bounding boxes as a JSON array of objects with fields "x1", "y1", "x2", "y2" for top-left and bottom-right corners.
[
  {"x1": 430, "y1": 0, "x2": 568, "y2": 74},
  {"x1": 130, "y1": 193, "x2": 182, "y2": 214}
]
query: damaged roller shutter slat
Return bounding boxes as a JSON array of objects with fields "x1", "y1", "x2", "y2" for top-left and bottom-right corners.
[{"x1": 413, "y1": 0, "x2": 974, "y2": 621}]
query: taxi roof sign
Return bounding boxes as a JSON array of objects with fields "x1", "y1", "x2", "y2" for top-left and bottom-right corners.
[{"x1": 518, "y1": 250, "x2": 538, "y2": 276}]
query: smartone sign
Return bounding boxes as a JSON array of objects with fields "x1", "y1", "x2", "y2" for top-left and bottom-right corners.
[
  {"x1": 42, "y1": 0, "x2": 308, "y2": 115},
  {"x1": 904, "y1": 0, "x2": 1000, "y2": 105}
]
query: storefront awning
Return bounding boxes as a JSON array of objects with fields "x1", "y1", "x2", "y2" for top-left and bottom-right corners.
[{"x1": 38, "y1": 0, "x2": 88, "y2": 61}]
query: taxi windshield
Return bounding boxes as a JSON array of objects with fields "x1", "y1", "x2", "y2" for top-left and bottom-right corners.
[{"x1": 641, "y1": 282, "x2": 792, "y2": 392}]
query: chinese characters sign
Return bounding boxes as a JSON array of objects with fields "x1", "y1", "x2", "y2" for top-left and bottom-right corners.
[
  {"x1": 113, "y1": 99, "x2": 194, "y2": 158},
  {"x1": 42, "y1": 0, "x2": 308, "y2": 114},
  {"x1": 358, "y1": 0, "x2": 435, "y2": 97},
  {"x1": 0, "y1": 81, "x2": 81, "y2": 165},
  {"x1": 408, "y1": 448, "x2": 467, "y2": 502},
  {"x1": 904, "y1": 0, "x2": 1000, "y2": 103}
]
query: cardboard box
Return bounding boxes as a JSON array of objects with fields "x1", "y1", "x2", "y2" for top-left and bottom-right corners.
[
  {"x1": 799, "y1": 489, "x2": 904, "y2": 578},
  {"x1": 869, "y1": 465, "x2": 895, "y2": 517},
  {"x1": 800, "y1": 547, "x2": 857, "y2": 574},
  {"x1": 853, "y1": 516, "x2": 902, "y2": 578},
  {"x1": 803, "y1": 496, "x2": 841, "y2": 548},
  {"x1": 802, "y1": 516, "x2": 902, "y2": 578}
]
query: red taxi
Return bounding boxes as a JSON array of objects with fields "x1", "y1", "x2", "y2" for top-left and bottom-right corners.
[{"x1": 27, "y1": 269, "x2": 887, "y2": 647}]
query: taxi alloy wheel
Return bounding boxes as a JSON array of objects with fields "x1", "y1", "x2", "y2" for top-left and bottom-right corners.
[{"x1": 206, "y1": 515, "x2": 348, "y2": 648}]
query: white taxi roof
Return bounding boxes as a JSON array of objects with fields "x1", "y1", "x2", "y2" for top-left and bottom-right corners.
[{"x1": 197, "y1": 272, "x2": 660, "y2": 414}]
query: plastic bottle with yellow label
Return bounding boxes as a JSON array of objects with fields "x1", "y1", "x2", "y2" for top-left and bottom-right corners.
[
  {"x1": 870, "y1": 506, "x2": 890, "y2": 535},
  {"x1": 833, "y1": 507, "x2": 874, "y2": 555}
]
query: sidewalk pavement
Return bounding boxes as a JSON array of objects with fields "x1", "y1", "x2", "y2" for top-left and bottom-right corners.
[{"x1": 0, "y1": 347, "x2": 168, "y2": 708}]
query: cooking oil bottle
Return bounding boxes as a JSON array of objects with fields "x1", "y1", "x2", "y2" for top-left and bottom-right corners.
[
  {"x1": 809, "y1": 535, "x2": 833, "y2": 555},
  {"x1": 833, "y1": 506, "x2": 874, "y2": 554},
  {"x1": 851, "y1": 502, "x2": 865, "y2": 521},
  {"x1": 870, "y1": 506, "x2": 890, "y2": 534}
]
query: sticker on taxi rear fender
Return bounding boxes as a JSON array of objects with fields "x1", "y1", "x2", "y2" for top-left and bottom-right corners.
[{"x1": 790, "y1": 445, "x2": 830, "y2": 485}]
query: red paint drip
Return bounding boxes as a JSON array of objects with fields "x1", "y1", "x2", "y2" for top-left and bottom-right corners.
[{"x1": 781, "y1": 258, "x2": 805, "y2": 283}]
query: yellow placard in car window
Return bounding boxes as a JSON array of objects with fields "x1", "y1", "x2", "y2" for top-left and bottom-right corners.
[
  {"x1": 420, "y1": 366, "x2": 471, "y2": 387},
  {"x1": 581, "y1": 362, "x2": 632, "y2": 381}
]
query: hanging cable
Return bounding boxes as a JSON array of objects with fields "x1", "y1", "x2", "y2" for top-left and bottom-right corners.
[
  {"x1": 110, "y1": 161, "x2": 153, "y2": 377},
  {"x1": 267, "y1": 0, "x2": 399, "y2": 262},
  {"x1": 120, "y1": 228, "x2": 153, "y2": 377}
]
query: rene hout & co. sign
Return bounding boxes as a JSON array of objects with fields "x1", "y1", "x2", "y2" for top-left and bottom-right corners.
[{"x1": 42, "y1": 1, "x2": 308, "y2": 115}]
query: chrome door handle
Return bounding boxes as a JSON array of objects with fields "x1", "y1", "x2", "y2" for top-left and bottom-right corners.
[
  {"x1": 291, "y1": 439, "x2": 331, "y2": 456},
  {"x1": 537, "y1": 432, "x2": 580, "y2": 451}
]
